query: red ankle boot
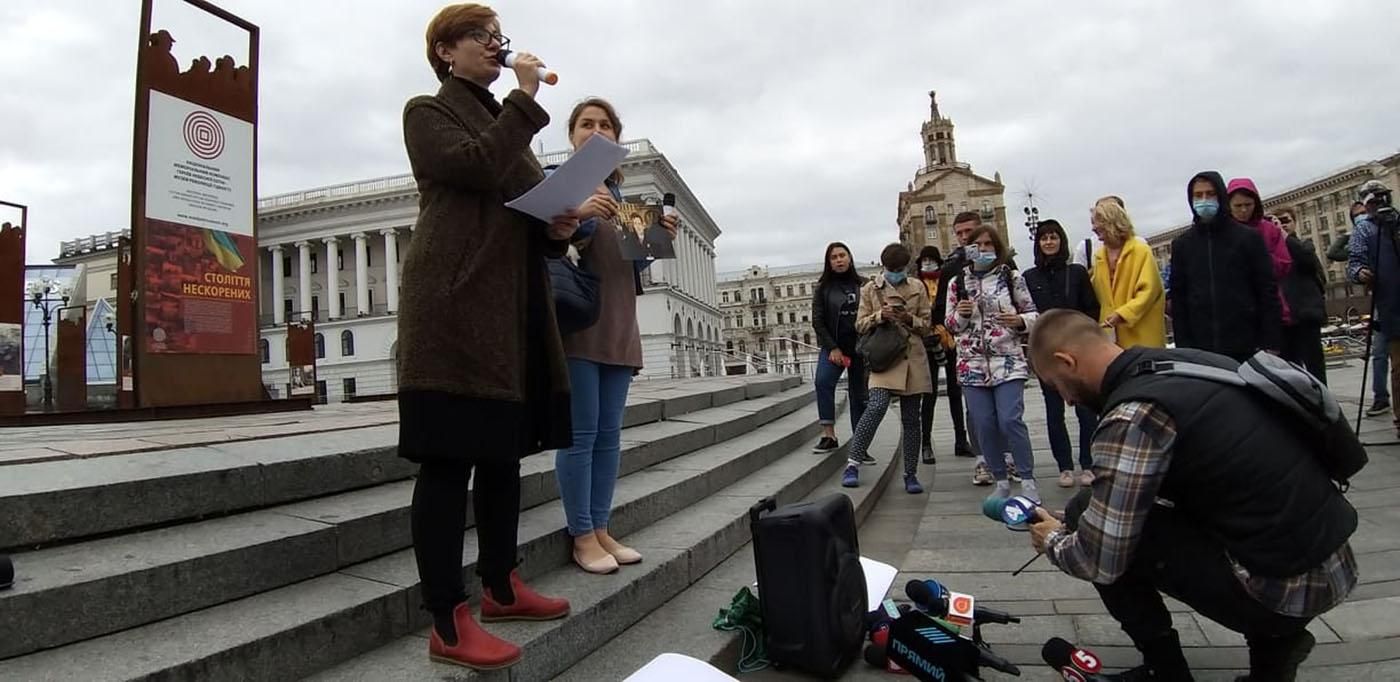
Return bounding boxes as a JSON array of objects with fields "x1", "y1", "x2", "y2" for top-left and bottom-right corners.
[
  {"x1": 427, "y1": 602, "x2": 521, "y2": 671},
  {"x1": 481, "y1": 570, "x2": 571, "y2": 622}
]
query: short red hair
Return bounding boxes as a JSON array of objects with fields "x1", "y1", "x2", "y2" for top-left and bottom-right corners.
[{"x1": 425, "y1": 4, "x2": 497, "y2": 81}]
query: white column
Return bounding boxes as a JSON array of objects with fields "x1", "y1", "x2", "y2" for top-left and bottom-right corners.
[
  {"x1": 296, "y1": 241, "x2": 312, "y2": 320},
  {"x1": 354, "y1": 233, "x2": 370, "y2": 316},
  {"x1": 270, "y1": 245, "x2": 285, "y2": 324},
  {"x1": 382, "y1": 228, "x2": 400, "y2": 313},
  {"x1": 322, "y1": 237, "x2": 340, "y2": 320}
]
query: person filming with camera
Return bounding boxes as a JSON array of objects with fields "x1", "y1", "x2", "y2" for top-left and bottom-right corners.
[
  {"x1": 1349, "y1": 181, "x2": 1400, "y2": 435},
  {"x1": 1025, "y1": 309, "x2": 1359, "y2": 682}
]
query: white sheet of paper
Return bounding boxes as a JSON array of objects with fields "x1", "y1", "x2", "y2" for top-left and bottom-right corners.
[
  {"x1": 622, "y1": 653, "x2": 739, "y2": 682},
  {"x1": 861, "y1": 556, "x2": 898, "y2": 609},
  {"x1": 505, "y1": 134, "x2": 629, "y2": 222}
]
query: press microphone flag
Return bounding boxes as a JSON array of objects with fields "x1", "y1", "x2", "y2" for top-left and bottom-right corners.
[{"x1": 496, "y1": 49, "x2": 558, "y2": 85}]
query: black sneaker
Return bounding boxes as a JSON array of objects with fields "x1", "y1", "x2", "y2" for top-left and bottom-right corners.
[
  {"x1": 812, "y1": 437, "x2": 839, "y2": 454},
  {"x1": 858, "y1": 452, "x2": 878, "y2": 465},
  {"x1": 954, "y1": 442, "x2": 976, "y2": 458},
  {"x1": 920, "y1": 443, "x2": 936, "y2": 465},
  {"x1": 1367, "y1": 400, "x2": 1391, "y2": 417}
]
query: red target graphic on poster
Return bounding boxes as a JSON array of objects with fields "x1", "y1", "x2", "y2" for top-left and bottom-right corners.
[{"x1": 183, "y1": 110, "x2": 224, "y2": 160}]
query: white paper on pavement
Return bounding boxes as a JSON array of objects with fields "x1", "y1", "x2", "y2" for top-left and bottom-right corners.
[
  {"x1": 622, "y1": 653, "x2": 739, "y2": 682},
  {"x1": 861, "y1": 555, "x2": 898, "y2": 609},
  {"x1": 505, "y1": 134, "x2": 629, "y2": 222}
]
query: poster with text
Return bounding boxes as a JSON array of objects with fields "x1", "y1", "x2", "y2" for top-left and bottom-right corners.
[
  {"x1": 0, "y1": 322, "x2": 20, "y2": 391},
  {"x1": 143, "y1": 89, "x2": 256, "y2": 354}
]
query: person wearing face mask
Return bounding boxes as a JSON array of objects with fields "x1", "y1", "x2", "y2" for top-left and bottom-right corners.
[
  {"x1": 947, "y1": 227, "x2": 1041, "y2": 502},
  {"x1": 841, "y1": 243, "x2": 933, "y2": 493},
  {"x1": 552, "y1": 98, "x2": 678, "y2": 577},
  {"x1": 1026, "y1": 309, "x2": 1357, "y2": 682},
  {"x1": 1023, "y1": 219, "x2": 1100, "y2": 488},
  {"x1": 930, "y1": 212, "x2": 987, "y2": 478},
  {"x1": 1340, "y1": 203, "x2": 1390, "y2": 414},
  {"x1": 914, "y1": 246, "x2": 955, "y2": 465},
  {"x1": 1349, "y1": 183, "x2": 1400, "y2": 433},
  {"x1": 1167, "y1": 171, "x2": 1282, "y2": 362},
  {"x1": 399, "y1": 3, "x2": 576, "y2": 670}
]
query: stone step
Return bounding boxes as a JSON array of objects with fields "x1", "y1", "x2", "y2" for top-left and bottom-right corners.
[
  {"x1": 0, "y1": 376, "x2": 796, "y2": 550},
  {"x1": 557, "y1": 421, "x2": 902, "y2": 682},
  {"x1": 0, "y1": 391, "x2": 827, "y2": 681},
  {"x1": 0, "y1": 384, "x2": 815, "y2": 661},
  {"x1": 305, "y1": 404, "x2": 888, "y2": 682}
]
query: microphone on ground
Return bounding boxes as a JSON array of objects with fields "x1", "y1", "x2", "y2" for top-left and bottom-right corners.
[
  {"x1": 1042, "y1": 637, "x2": 1110, "y2": 681},
  {"x1": 496, "y1": 49, "x2": 558, "y2": 85}
]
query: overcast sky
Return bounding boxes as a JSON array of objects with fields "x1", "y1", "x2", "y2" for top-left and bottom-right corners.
[{"x1": 3, "y1": 1, "x2": 1398, "y2": 269}]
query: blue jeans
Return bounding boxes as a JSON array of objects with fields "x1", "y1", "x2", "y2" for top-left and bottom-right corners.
[
  {"x1": 1041, "y1": 383, "x2": 1097, "y2": 472},
  {"x1": 963, "y1": 381, "x2": 1035, "y2": 481},
  {"x1": 1373, "y1": 328, "x2": 1390, "y2": 403},
  {"x1": 556, "y1": 359, "x2": 633, "y2": 537},
  {"x1": 814, "y1": 349, "x2": 869, "y2": 432}
]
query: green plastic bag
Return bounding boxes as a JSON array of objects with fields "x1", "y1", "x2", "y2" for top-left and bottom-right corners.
[{"x1": 711, "y1": 586, "x2": 768, "y2": 673}]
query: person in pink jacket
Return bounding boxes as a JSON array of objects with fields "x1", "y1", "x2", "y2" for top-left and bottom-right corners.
[{"x1": 1227, "y1": 177, "x2": 1292, "y2": 328}]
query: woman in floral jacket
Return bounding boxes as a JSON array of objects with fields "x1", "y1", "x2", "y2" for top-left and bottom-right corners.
[{"x1": 947, "y1": 226, "x2": 1041, "y2": 502}]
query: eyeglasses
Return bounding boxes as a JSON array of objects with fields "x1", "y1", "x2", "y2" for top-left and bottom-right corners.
[{"x1": 464, "y1": 28, "x2": 510, "y2": 49}]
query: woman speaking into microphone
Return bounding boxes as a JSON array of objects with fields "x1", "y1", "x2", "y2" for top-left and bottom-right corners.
[{"x1": 397, "y1": 3, "x2": 575, "y2": 672}]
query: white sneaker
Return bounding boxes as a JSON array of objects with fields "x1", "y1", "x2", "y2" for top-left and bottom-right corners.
[{"x1": 1019, "y1": 479, "x2": 1041, "y2": 505}]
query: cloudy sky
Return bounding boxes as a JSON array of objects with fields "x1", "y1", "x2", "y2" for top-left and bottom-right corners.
[{"x1": 3, "y1": 0, "x2": 1398, "y2": 270}]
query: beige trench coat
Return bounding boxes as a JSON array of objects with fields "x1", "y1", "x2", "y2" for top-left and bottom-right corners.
[{"x1": 855, "y1": 276, "x2": 933, "y2": 395}]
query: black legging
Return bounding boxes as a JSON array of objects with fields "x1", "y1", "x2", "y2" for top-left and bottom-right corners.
[
  {"x1": 920, "y1": 348, "x2": 971, "y2": 452},
  {"x1": 411, "y1": 458, "x2": 522, "y2": 617}
]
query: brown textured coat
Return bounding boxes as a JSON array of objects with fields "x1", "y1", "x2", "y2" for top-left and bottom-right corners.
[{"x1": 397, "y1": 77, "x2": 572, "y2": 453}]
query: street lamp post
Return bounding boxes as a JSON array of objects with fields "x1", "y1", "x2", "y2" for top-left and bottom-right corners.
[{"x1": 26, "y1": 277, "x2": 71, "y2": 411}]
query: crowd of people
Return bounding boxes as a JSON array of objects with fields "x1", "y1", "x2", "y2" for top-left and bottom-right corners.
[{"x1": 811, "y1": 169, "x2": 1340, "y2": 504}]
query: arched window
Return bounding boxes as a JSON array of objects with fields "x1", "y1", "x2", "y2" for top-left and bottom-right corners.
[
  {"x1": 804, "y1": 333, "x2": 812, "y2": 346},
  {"x1": 314, "y1": 333, "x2": 325, "y2": 359},
  {"x1": 924, "y1": 206, "x2": 937, "y2": 224},
  {"x1": 341, "y1": 330, "x2": 355, "y2": 356},
  {"x1": 259, "y1": 338, "x2": 270, "y2": 364}
]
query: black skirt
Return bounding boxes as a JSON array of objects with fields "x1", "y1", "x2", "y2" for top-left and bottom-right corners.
[{"x1": 398, "y1": 390, "x2": 549, "y2": 463}]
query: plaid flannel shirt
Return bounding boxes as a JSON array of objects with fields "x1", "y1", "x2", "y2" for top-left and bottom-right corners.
[{"x1": 1046, "y1": 400, "x2": 1357, "y2": 618}]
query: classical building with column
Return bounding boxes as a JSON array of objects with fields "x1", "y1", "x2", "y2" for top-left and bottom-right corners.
[
  {"x1": 256, "y1": 139, "x2": 723, "y2": 401},
  {"x1": 895, "y1": 91, "x2": 1009, "y2": 256},
  {"x1": 717, "y1": 260, "x2": 880, "y2": 376}
]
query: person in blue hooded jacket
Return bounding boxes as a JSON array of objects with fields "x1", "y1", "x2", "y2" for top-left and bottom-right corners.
[{"x1": 1167, "y1": 171, "x2": 1282, "y2": 362}]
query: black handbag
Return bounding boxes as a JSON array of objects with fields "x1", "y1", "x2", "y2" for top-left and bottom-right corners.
[
  {"x1": 856, "y1": 284, "x2": 909, "y2": 373},
  {"x1": 548, "y1": 255, "x2": 601, "y2": 335}
]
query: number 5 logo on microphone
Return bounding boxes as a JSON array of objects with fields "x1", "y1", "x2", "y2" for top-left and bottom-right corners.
[{"x1": 1071, "y1": 647, "x2": 1101, "y2": 672}]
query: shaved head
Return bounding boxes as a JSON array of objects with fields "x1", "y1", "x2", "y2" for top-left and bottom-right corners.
[
  {"x1": 1029, "y1": 309, "x2": 1123, "y2": 412},
  {"x1": 1029, "y1": 309, "x2": 1111, "y2": 368}
]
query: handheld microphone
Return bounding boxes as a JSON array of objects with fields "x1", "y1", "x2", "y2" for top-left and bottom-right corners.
[
  {"x1": 982, "y1": 495, "x2": 1040, "y2": 531},
  {"x1": 905, "y1": 580, "x2": 1021, "y2": 627},
  {"x1": 976, "y1": 645, "x2": 1021, "y2": 677},
  {"x1": 496, "y1": 49, "x2": 558, "y2": 85},
  {"x1": 1042, "y1": 637, "x2": 1110, "y2": 681}
]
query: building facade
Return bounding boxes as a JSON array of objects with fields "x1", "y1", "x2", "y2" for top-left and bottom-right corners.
[
  {"x1": 1145, "y1": 153, "x2": 1400, "y2": 316},
  {"x1": 717, "y1": 261, "x2": 881, "y2": 375},
  {"x1": 52, "y1": 139, "x2": 724, "y2": 404},
  {"x1": 896, "y1": 91, "x2": 1009, "y2": 256}
]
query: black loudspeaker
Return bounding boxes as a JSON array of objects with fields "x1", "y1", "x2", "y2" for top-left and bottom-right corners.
[{"x1": 0, "y1": 554, "x2": 12, "y2": 590}]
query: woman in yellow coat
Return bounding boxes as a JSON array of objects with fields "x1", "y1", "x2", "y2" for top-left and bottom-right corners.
[{"x1": 1089, "y1": 198, "x2": 1167, "y2": 348}]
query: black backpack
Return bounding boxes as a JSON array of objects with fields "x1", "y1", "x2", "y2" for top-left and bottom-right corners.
[{"x1": 1133, "y1": 351, "x2": 1367, "y2": 490}]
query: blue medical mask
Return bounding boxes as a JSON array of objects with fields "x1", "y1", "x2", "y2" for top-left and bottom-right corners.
[
  {"x1": 1354, "y1": 214, "x2": 1370, "y2": 229},
  {"x1": 884, "y1": 271, "x2": 907, "y2": 286},
  {"x1": 972, "y1": 251, "x2": 998, "y2": 269},
  {"x1": 1193, "y1": 198, "x2": 1219, "y2": 220}
]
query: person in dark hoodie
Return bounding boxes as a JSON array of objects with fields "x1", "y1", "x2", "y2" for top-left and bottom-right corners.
[
  {"x1": 914, "y1": 245, "x2": 957, "y2": 464},
  {"x1": 1023, "y1": 219, "x2": 1101, "y2": 488},
  {"x1": 811, "y1": 242, "x2": 870, "y2": 456},
  {"x1": 1168, "y1": 171, "x2": 1282, "y2": 362}
]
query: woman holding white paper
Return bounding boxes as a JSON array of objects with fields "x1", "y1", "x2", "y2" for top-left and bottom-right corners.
[
  {"x1": 554, "y1": 97, "x2": 679, "y2": 575},
  {"x1": 397, "y1": 3, "x2": 575, "y2": 672}
]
